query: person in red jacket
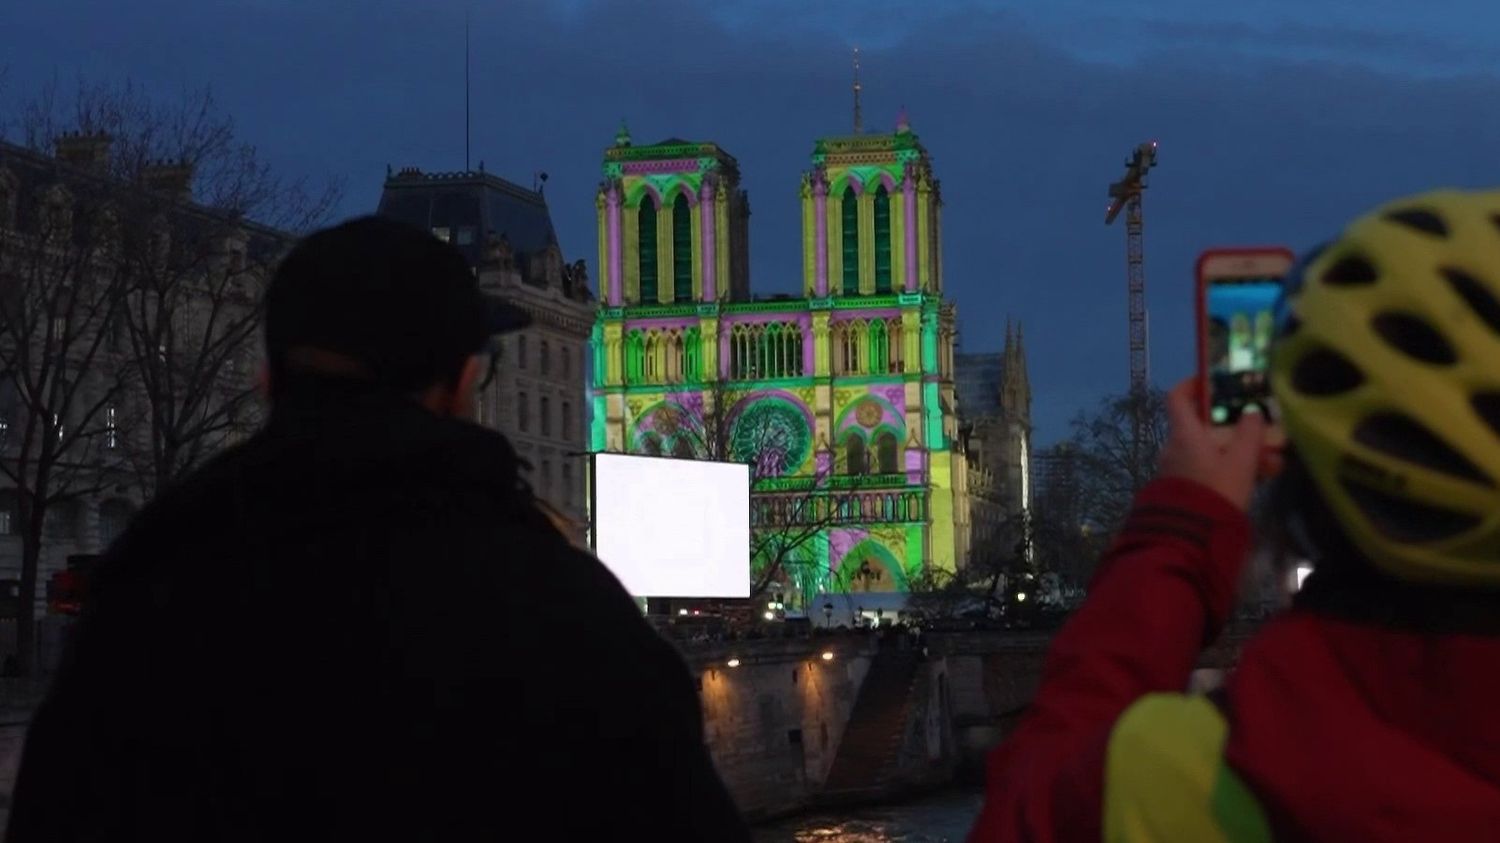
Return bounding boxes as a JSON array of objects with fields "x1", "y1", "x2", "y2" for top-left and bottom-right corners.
[{"x1": 967, "y1": 189, "x2": 1500, "y2": 842}]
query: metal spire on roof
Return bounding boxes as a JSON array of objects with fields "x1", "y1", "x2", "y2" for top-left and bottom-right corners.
[{"x1": 852, "y1": 46, "x2": 863, "y2": 134}]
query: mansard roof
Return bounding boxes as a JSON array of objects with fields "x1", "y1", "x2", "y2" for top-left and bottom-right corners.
[{"x1": 377, "y1": 166, "x2": 560, "y2": 270}]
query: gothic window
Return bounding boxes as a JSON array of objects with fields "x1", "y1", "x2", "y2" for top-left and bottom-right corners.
[
  {"x1": 874, "y1": 184, "x2": 892, "y2": 293},
  {"x1": 833, "y1": 319, "x2": 866, "y2": 375},
  {"x1": 640, "y1": 433, "x2": 663, "y2": 456},
  {"x1": 638, "y1": 197, "x2": 658, "y2": 303},
  {"x1": 672, "y1": 193, "x2": 692, "y2": 303},
  {"x1": 841, "y1": 185, "x2": 859, "y2": 296},
  {"x1": 683, "y1": 327, "x2": 703, "y2": 382},
  {"x1": 845, "y1": 435, "x2": 867, "y2": 475},
  {"x1": 730, "y1": 322, "x2": 804, "y2": 379},
  {"x1": 869, "y1": 319, "x2": 890, "y2": 374},
  {"x1": 672, "y1": 437, "x2": 695, "y2": 459},
  {"x1": 876, "y1": 431, "x2": 899, "y2": 474},
  {"x1": 624, "y1": 330, "x2": 645, "y2": 383}
]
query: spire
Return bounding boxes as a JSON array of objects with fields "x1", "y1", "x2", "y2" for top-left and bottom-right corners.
[
  {"x1": 1004, "y1": 318, "x2": 1015, "y2": 356},
  {"x1": 614, "y1": 119, "x2": 632, "y2": 147},
  {"x1": 852, "y1": 46, "x2": 863, "y2": 134},
  {"x1": 895, "y1": 105, "x2": 911, "y2": 134}
]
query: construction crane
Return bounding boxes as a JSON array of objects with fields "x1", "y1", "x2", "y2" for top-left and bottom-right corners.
[{"x1": 1105, "y1": 141, "x2": 1159, "y2": 481}]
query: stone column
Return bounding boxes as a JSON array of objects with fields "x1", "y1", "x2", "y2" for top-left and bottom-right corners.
[
  {"x1": 903, "y1": 166, "x2": 918, "y2": 293},
  {"x1": 606, "y1": 184, "x2": 624, "y2": 306},
  {"x1": 700, "y1": 179, "x2": 717, "y2": 302},
  {"x1": 814, "y1": 174, "x2": 829, "y2": 298}
]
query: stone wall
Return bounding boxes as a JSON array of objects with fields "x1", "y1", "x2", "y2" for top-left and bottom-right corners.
[{"x1": 683, "y1": 637, "x2": 877, "y2": 820}]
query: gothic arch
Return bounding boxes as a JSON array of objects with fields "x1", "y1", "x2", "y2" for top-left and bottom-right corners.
[
  {"x1": 834, "y1": 539, "x2": 908, "y2": 592},
  {"x1": 833, "y1": 392, "x2": 903, "y2": 436}
]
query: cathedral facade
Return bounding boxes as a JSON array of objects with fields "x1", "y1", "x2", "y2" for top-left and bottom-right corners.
[{"x1": 588, "y1": 116, "x2": 1024, "y2": 605}]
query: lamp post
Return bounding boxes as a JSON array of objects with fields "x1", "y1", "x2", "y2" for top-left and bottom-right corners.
[{"x1": 823, "y1": 601, "x2": 834, "y2": 628}]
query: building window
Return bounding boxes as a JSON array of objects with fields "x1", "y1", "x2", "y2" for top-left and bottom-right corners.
[
  {"x1": 105, "y1": 405, "x2": 118, "y2": 450},
  {"x1": 874, "y1": 185, "x2": 892, "y2": 293},
  {"x1": 541, "y1": 396, "x2": 551, "y2": 437},
  {"x1": 99, "y1": 499, "x2": 135, "y2": 546},
  {"x1": 518, "y1": 392, "x2": 529, "y2": 432},
  {"x1": 638, "y1": 197, "x2": 658, "y2": 303},
  {"x1": 561, "y1": 345, "x2": 570, "y2": 378},
  {"x1": 876, "y1": 431, "x2": 898, "y2": 474},
  {"x1": 561, "y1": 402, "x2": 572, "y2": 442},
  {"x1": 672, "y1": 192, "x2": 692, "y2": 303},
  {"x1": 456, "y1": 226, "x2": 475, "y2": 246},
  {"x1": 541, "y1": 460, "x2": 553, "y2": 497},
  {"x1": 561, "y1": 463, "x2": 573, "y2": 501},
  {"x1": 541, "y1": 340, "x2": 550, "y2": 375},
  {"x1": 518, "y1": 335, "x2": 528, "y2": 369},
  {"x1": 845, "y1": 435, "x2": 867, "y2": 475},
  {"x1": 0, "y1": 491, "x2": 14, "y2": 535},
  {"x1": 841, "y1": 185, "x2": 859, "y2": 296},
  {"x1": 431, "y1": 227, "x2": 451, "y2": 243}
]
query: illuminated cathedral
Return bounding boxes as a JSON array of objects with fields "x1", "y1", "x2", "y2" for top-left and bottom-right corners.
[{"x1": 587, "y1": 111, "x2": 1028, "y2": 606}]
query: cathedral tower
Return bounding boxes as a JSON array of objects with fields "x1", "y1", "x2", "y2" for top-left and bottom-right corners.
[
  {"x1": 595, "y1": 123, "x2": 750, "y2": 307},
  {"x1": 800, "y1": 109, "x2": 942, "y2": 299}
]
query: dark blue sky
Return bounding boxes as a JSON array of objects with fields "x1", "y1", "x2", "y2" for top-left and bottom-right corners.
[{"x1": 6, "y1": 0, "x2": 1500, "y2": 443}]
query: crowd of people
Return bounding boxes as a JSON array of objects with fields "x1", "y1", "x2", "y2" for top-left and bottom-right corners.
[{"x1": 6, "y1": 189, "x2": 1500, "y2": 840}]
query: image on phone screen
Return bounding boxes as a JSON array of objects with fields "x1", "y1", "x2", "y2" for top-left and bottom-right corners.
[{"x1": 1207, "y1": 277, "x2": 1282, "y2": 425}]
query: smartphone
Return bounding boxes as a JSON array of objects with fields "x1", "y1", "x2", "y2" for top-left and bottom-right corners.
[{"x1": 1196, "y1": 248, "x2": 1295, "y2": 440}]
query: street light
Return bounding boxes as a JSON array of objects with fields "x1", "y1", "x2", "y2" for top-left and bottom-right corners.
[
  {"x1": 726, "y1": 658, "x2": 741, "y2": 668},
  {"x1": 763, "y1": 611, "x2": 775, "y2": 621},
  {"x1": 821, "y1": 651, "x2": 834, "y2": 661},
  {"x1": 823, "y1": 601, "x2": 834, "y2": 627},
  {"x1": 1016, "y1": 592, "x2": 1028, "y2": 602}
]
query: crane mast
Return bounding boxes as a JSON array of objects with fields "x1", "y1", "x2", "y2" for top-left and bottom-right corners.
[{"x1": 1105, "y1": 141, "x2": 1158, "y2": 481}]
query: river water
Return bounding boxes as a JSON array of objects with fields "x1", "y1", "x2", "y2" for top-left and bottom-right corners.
[{"x1": 754, "y1": 789, "x2": 983, "y2": 842}]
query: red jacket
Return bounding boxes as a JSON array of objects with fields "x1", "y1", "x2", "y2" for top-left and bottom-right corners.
[{"x1": 966, "y1": 477, "x2": 1500, "y2": 842}]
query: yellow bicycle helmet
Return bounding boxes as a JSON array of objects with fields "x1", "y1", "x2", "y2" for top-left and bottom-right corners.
[{"x1": 1272, "y1": 189, "x2": 1500, "y2": 586}]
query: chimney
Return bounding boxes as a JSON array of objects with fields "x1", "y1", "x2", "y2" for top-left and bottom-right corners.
[
  {"x1": 53, "y1": 130, "x2": 112, "y2": 171},
  {"x1": 142, "y1": 158, "x2": 194, "y2": 201}
]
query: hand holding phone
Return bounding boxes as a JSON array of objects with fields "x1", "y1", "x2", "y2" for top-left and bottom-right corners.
[{"x1": 1196, "y1": 247, "x2": 1295, "y2": 459}]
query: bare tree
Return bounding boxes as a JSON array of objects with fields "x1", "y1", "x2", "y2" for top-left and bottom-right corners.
[
  {"x1": 1065, "y1": 387, "x2": 1167, "y2": 534},
  {"x1": 0, "y1": 166, "x2": 133, "y2": 676},
  {"x1": 19, "y1": 78, "x2": 338, "y2": 497},
  {"x1": 0, "y1": 78, "x2": 339, "y2": 674}
]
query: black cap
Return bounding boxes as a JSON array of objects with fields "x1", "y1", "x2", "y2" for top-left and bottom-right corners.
[{"x1": 265, "y1": 215, "x2": 530, "y2": 390}]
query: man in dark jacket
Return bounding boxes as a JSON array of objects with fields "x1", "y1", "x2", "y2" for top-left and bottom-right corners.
[{"x1": 7, "y1": 216, "x2": 751, "y2": 841}]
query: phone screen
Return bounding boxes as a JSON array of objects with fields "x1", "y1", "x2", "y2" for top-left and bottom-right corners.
[{"x1": 1206, "y1": 276, "x2": 1282, "y2": 425}]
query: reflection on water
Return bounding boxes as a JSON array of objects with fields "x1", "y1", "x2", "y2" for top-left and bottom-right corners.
[{"x1": 754, "y1": 789, "x2": 982, "y2": 843}]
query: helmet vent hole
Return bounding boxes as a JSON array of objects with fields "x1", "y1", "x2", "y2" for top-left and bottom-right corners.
[
  {"x1": 1322, "y1": 256, "x2": 1378, "y2": 286},
  {"x1": 1339, "y1": 479, "x2": 1481, "y2": 543},
  {"x1": 1471, "y1": 393, "x2": 1500, "y2": 440},
  {"x1": 1291, "y1": 348, "x2": 1365, "y2": 396},
  {"x1": 1371, "y1": 313, "x2": 1457, "y2": 365},
  {"x1": 1352, "y1": 413, "x2": 1493, "y2": 487},
  {"x1": 1383, "y1": 208, "x2": 1450, "y2": 238},
  {"x1": 1443, "y1": 267, "x2": 1500, "y2": 337}
]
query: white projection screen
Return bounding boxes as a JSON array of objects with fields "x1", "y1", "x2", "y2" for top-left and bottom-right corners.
[{"x1": 589, "y1": 453, "x2": 751, "y2": 598}]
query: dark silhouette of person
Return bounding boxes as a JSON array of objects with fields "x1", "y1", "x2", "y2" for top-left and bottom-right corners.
[{"x1": 6, "y1": 217, "x2": 751, "y2": 841}]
